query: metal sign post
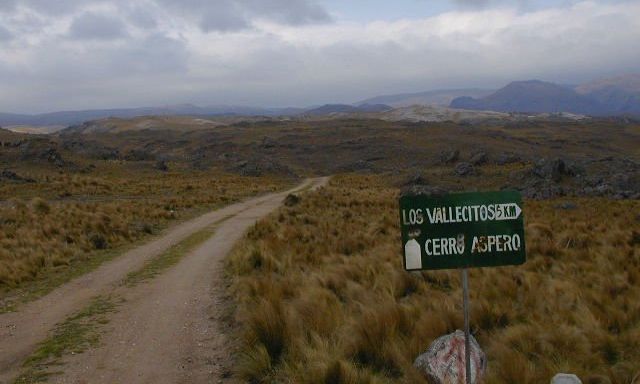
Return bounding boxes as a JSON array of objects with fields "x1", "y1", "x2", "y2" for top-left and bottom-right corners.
[
  {"x1": 400, "y1": 190, "x2": 526, "y2": 383},
  {"x1": 462, "y1": 268, "x2": 471, "y2": 384}
]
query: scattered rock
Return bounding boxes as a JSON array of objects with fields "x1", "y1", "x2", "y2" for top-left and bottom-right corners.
[
  {"x1": 400, "y1": 174, "x2": 447, "y2": 197},
  {"x1": 228, "y1": 158, "x2": 296, "y2": 178},
  {"x1": 414, "y1": 330, "x2": 486, "y2": 384},
  {"x1": 531, "y1": 158, "x2": 584, "y2": 182},
  {"x1": 556, "y1": 201, "x2": 577, "y2": 210},
  {"x1": 0, "y1": 169, "x2": 35, "y2": 183},
  {"x1": 532, "y1": 158, "x2": 567, "y2": 182},
  {"x1": 455, "y1": 162, "x2": 475, "y2": 176},
  {"x1": 496, "y1": 152, "x2": 521, "y2": 165},
  {"x1": 610, "y1": 173, "x2": 635, "y2": 190},
  {"x1": 63, "y1": 140, "x2": 120, "y2": 160},
  {"x1": 334, "y1": 160, "x2": 376, "y2": 173},
  {"x1": 40, "y1": 148, "x2": 65, "y2": 167},
  {"x1": 125, "y1": 149, "x2": 153, "y2": 161},
  {"x1": 521, "y1": 179, "x2": 564, "y2": 199},
  {"x1": 551, "y1": 373, "x2": 582, "y2": 384},
  {"x1": 233, "y1": 161, "x2": 261, "y2": 177},
  {"x1": 401, "y1": 185, "x2": 448, "y2": 198},
  {"x1": 261, "y1": 136, "x2": 276, "y2": 148},
  {"x1": 469, "y1": 151, "x2": 488, "y2": 166},
  {"x1": 402, "y1": 174, "x2": 429, "y2": 187},
  {"x1": 439, "y1": 149, "x2": 460, "y2": 164}
]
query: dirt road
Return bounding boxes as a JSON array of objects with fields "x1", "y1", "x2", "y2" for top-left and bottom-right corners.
[{"x1": 0, "y1": 177, "x2": 328, "y2": 383}]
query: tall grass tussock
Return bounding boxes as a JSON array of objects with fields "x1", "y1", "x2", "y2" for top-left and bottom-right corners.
[{"x1": 227, "y1": 174, "x2": 640, "y2": 383}]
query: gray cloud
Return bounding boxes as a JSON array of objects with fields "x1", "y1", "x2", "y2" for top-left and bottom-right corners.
[
  {"x1": 2, "y1": 0, "x2": 332, "y2": 33},
  {"x1": 198, "y1": 2, "x2": 250, "y2": 32},
  {"x1": 68, "y1": 12, "x2": 128, "y2": 40},
  {"x1": 0, "y1": 1, "x2": 639, "y2": 113},
  {"x1": 451, "y1": 0, "x2": 491, "y2": 7},
  {"x1": 127, "y1": 5, "x2": 158, "y2": 29},
  {"x1": 242, "y1": 0, "x2": 331, "y2": 25},
  {"x1": 1, "y1": 0, "x2": 98, "y2": 15},
  {"x1": 116, "y1": 34, "x2": 188, "y2": 73},
  {"x1": 0, "y1": 25, "x2": 12, "y2": 41},
  {"x1": 157, "y1": 0, "x2": 332, "y2": 32},
  {"x1": 0, "y1": 1, "x2": 17, "y2": 12}
]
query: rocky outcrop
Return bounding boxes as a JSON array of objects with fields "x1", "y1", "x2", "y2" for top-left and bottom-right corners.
[
  {"x1": 439, "y1": 149, "x2": 460, "y2": 164},
  {"x1": 507, "y1": 157, "x2": 640, "y2": 199},
  {"x1": 469, "y1": 151, "x2": 488, "y2": 165},
  {"x1": 0, "y1": 170, "x2": 35, "y2": 183},
  {"x1": 455, "y1": 162, "x2": 476, "y2": 176},
  {"x1": 399, "y1": 174, "x2": 448, "y2": 197}
]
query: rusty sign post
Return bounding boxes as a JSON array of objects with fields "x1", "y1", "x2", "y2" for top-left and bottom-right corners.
[{"x1": 400, "y1": 190, "x2": 526, "y2": 383}]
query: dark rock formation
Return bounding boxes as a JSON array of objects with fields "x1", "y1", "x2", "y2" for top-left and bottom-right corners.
[{"x1": 455, "y1": 162, "x2": 475, "y2": 176}]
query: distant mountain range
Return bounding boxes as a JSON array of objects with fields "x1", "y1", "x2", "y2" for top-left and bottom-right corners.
[
  {"x1": 303, "y1": 103, "x2": 392, "y2": 115},
  {"x1": 1, "y1": 74, "x2": 639, "y2": 129},
  {"x1": 0, "y1": 104, "x2": 305, "y2": 127},
  {"x1": 450, "y1": 75, "x2": 640, "y2": 116},
  {"x1": 357, "y1": 88, "x2": 493, "y2": 107},
  {"x1": 0, "y1": 103, "x2": 392, "y2": 128}
]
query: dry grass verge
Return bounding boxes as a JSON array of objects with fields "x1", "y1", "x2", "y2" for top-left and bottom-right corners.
[
  {"x1": 227, "y1": 174, "x2": 640, "y2": 383},
  {"x1": 0, "y1": 164, "x2": 289, "y2": 307}
]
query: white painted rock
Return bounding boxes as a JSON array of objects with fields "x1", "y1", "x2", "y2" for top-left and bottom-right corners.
[
  {"x1": 551, "y1": 373, "x2": 582, "y2": 384},
  {"x1": 414, "y1": 330, "x2": 486, "y2": 384}
]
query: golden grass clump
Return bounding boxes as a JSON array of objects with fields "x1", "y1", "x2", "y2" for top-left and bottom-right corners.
[
  {"x1": 0, "y1": 165, "x2": 288, "y2": 291},
  {"x1": 227, "y1": 174, "x2": 640, "y2": 383}
]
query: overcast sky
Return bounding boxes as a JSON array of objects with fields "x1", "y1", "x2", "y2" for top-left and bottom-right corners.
[{"x1": 0, "y1": 0, "x2": 639, "y2": 113}]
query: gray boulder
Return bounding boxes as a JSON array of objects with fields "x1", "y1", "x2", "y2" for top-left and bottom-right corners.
[
  {"x1": 551, "y1": 373, "x2": 582, "y2": 384},
  {"x1": 455, "y1": 162, "x2": 475, "y2": 176},
  {"x1": 440, "y1": 149, "x2": 460, "y2": 164},
  {"x1": 555, "y1": 201, "x2": 577, "y2": 210},
  {"x1": 469, "y1": 151, "x2": 488, "y2": 166},
  {"x1": 41, "y1": 148, "x2": 65, "y2": 167},
  {"x1": 496, "y1": 152, "x2": 521, "y2": 165},
  {"x1": 414, "y1": 330, "x2": 486, "y2": 384},
  {"x1": 532, "y1": 158, "x2": 567, "y2": 182},
  {"x1": 522, "y1": 179, "x2": 564, "y2": 199},
  {"x1": 401, "y1": 185, "x2": 448, "y2": 198}
]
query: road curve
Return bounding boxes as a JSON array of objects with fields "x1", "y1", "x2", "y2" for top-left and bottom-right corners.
[{"x1": 0, "y1": 177, "x2": 329, "y2": 383}]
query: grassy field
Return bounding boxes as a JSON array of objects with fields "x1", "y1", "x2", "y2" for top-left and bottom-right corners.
[
  {"x1": 227, "y1": 174, "x2": 640, "y2": 383},
  {"x1": 0, "y1": 161, "x2": 289, "y2": 306}
]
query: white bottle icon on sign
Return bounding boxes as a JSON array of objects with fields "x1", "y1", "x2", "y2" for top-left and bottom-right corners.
[{"x1": 404, "y1": 239, "x2": 422, "y2": 270}]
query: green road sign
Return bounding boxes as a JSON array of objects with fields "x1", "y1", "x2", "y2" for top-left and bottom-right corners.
[{"x1": 399, "y1": 190, "x2": 526, "y2": 271}]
